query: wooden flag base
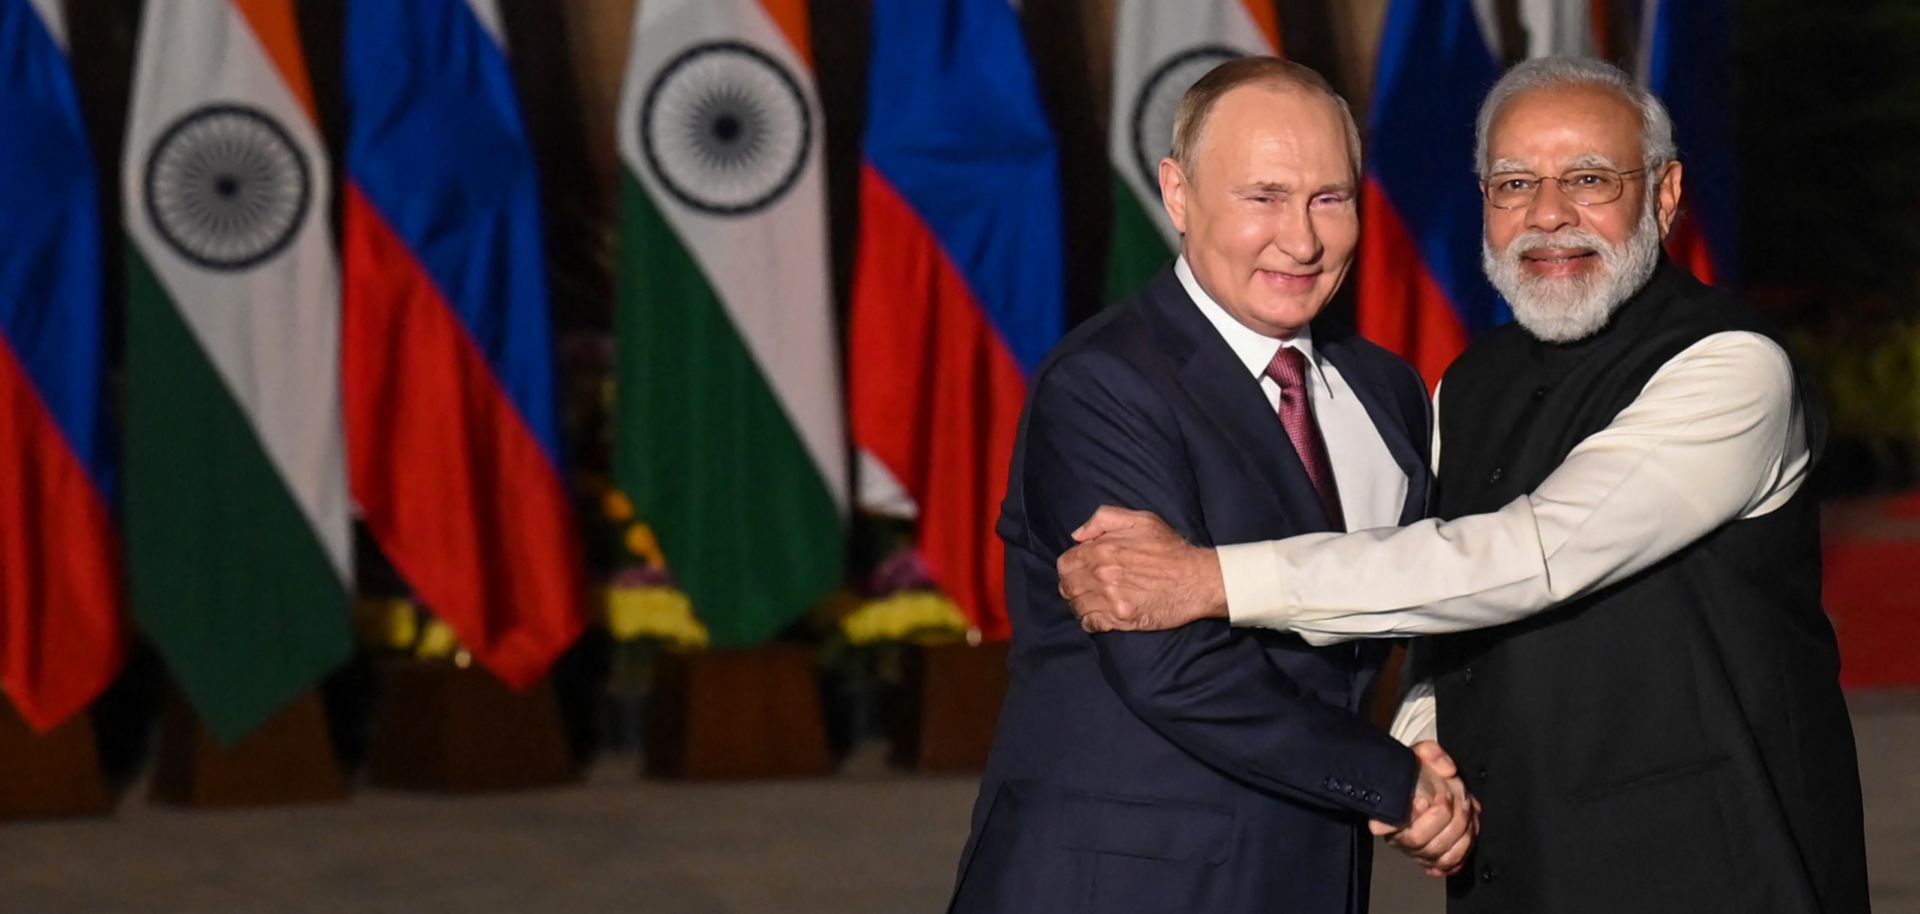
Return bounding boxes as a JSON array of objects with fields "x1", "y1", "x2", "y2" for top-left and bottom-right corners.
[
  {"x1": 645, "y1": 645, "x2": 832, "y2": 780},
  {"x1": 0, "y1": 702, "x2": 112, "y2": 821},
  {"x1": 149, "y1": 691, "x2": 347, "y2": 808},
  {"x1": 365, "y1": 660, "x2": 575, "y2": 793},
  {"x1": 890, "y1": 641, "x2": 1010, "y2": 773}
]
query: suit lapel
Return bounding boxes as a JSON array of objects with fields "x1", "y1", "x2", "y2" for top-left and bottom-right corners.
[
  {"x1": 1317, "y1": 335, "x2": 1430, "y2": 525},
  {"x1": 1143, "y1": 273, "x2": 1338, "y2": 534}
]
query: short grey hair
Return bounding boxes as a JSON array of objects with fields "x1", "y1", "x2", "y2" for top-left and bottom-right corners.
[
  {"x1": 1171, "y1": 57, "x2": 1363, "y2": 183},
  {"x1": 1473, "y1": 56, "x2": 1677, "y2": 178}
]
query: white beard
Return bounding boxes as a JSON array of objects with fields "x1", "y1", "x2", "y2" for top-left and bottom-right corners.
[{"x1": 1482, "y1": 197, "x2": 1663, "y2": 343}]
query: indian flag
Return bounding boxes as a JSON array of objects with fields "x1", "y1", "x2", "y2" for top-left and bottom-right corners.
[
  {"x1": 1106, "y1": 0, "x2": 1280, "y2": 303},
  {"x1": 122, "y1": 0, "x2": 352, "y2": 743},
  {"x1": 613, "y1": 0, "x2": 847, "y2": 647}
]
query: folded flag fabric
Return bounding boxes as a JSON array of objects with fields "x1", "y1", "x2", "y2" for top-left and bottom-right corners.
[
  {"x1": 343, "y1": 0, "x2": 584, "y2": 688},
  {"x1": 121, "y1": 0, "x2": 350, "y2": 742},
  {"x1": 0, "y1": 0, "x2": 123, "y2": 731}
]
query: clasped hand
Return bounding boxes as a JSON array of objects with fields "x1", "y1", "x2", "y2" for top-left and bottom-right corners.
[
  {"x1": 1373, "y1": 741, "x2": 1479, "y2": 877},
  {"x1": 1056, "y1": 506, "x2": 1224, "y2": 632}
]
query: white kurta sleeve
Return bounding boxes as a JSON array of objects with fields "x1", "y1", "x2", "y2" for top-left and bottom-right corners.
[{"x1": 1219, "y1": 331, "x2": 1808, "y2": 645}]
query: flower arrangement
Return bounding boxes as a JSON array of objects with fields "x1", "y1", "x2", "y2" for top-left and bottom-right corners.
[
  {"x1": 588, "y1": 485, "x2": 709, "y2": 650},
  {"x1": 584, "y1": 483, "x2": 711, "y2": 748},
  {"x1": 354, "y1": 596, "x2": 475, "y2": 668},
  {"x1": 835, "y1": 549, "x2": 970, "y2": 647},
  {"x1": 815, "y1": 544, "x2": 972, "y2": 754},
  {"x1": 603, "y1": 564, "x2": 708, "y2": 651}
]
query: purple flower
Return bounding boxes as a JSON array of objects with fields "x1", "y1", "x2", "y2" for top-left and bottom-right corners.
[
  {"x1": 613, "y1": 565, "x2": 675, "y2": 589},
  {"x1": 866, "y1": 546, "x2": 935, "y2": 596}
]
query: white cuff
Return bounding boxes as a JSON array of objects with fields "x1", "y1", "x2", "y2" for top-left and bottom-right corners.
[
  {"x1": 1219, "y1": 540, "x2": 1290, "y2": 630},
  {"x1": 1388, "y1": 683, "x2": 1438, "y2": 746}
]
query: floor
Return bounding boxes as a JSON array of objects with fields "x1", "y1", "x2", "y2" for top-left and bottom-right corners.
[{"x1": 1, "y1": 690, "x2": 1914, "y2": 913}]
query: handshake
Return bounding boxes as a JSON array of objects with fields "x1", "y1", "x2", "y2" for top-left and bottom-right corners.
[
  {"x1": 1372, "y1": 741, "x2": 1478, "y2": 877},
  {"x1": 1056, "y1": 506, "x2": 1481, "y2": 875}
]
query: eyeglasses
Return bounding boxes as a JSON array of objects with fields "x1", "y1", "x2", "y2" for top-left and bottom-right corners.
[{"x1": 1480, "y1": 166, "x2": 1653, "y2": 209}]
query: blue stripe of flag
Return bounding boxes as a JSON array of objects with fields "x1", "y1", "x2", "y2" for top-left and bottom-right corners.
[
  {"x1": 343, "y1": 0, "x2": 562, "y2": 466},
  {"x1": 1646, "y1": 0, "x2": 1737, "y2": 282},
  {"x1": 863, "y1": 0, "x2": 1064, "y2": 375},
  {"x1": 0, "y1": 0, "x2": 111, "y2": 497},
  {"x1": 1368, "y1": 0, "x2": 1508, "y2": 334}
]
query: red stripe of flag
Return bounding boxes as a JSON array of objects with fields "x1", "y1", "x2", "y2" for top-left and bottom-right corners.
[
  {"x1": 342, "y1": 186, "x2": 583, "y2": 686},
  {"x1": 849, "y1": 167, "x2": 1030, "y2": 641},
  {"x1": 0, "y1": 338, "x2": 121, "y2": 729},
  {"x1": 1356, "y1": 178, "x2": 1471, "y2": 389}
]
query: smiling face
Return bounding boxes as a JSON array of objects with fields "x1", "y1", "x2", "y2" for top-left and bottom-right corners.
[
  {"x1": 1480, "y1": 83, "x2": 1683, "y2": 341},
  {"x1": 1159, "y1": 83, "x2": 1358, "y2": 339}
]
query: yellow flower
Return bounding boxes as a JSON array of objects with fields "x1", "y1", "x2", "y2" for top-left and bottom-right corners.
[
  {"x1": 840, "y1": 591, "x2": 969, "y2": 647},
  {"x1": 415, "y1": 618, "x2": 461, "y2": 660},
  {"x1": 602, "y1": 490, "x2": 635, "y2": 522},
  {"x1": 355, "y1": 597, "x2": 419, "y2": 651},
  {"x1": 604, "y1": 585, "x2": 709, "y2": 650},
  {"x1": 624, "y1": 522, "x2": 666, "y2": 566}
]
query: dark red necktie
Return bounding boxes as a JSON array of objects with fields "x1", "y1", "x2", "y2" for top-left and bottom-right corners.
[{"x1": 1265, "y1": 346, "x2": 1345, "y2": 531}]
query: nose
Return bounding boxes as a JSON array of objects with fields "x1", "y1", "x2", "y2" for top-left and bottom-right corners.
[
  {"x1": 1271, "y1": 200, "x2": 1324, "y2": 265},
  {"x1": 1525, "y1": 178, "x2": 1579, "y2": 232}
]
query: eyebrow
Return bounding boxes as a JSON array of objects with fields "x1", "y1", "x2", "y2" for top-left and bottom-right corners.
[
  {"x1": 1233, "y1": 182, "x2": 1293, "y2": 195},
  {"x1": 1230, "y1": 182, "x2": 1354, "y2": 196},
  {"x1": 1488, "y1": 153, "x2": 1625, "y2": 174}
]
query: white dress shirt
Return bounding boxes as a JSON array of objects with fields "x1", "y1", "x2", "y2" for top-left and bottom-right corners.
[
  {"x1": 1175, "y1": 257, "x2": 1408, "y2": 531},
  {"x1": 1213, "y1": 329, "x2": 1810, "y2": 743}
]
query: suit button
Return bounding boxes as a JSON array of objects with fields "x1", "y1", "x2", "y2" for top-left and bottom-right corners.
[
  {"x1": 1531, "y1": 387, "x2": 1548, "y2": 401},
  {"x1": 1365, "y1": 791, "x2": 1382, "y2": 805},
  {"x1": 1476, "y1": 766, "x2": 1489, "y2": 785},
  {"x1": 1462, "y1": 666, "x2": 1475, "y2": 685},
  {"x1": 1323, "y1": 777, "x2": 1340, "y2": 791},
  {"x1": 1487, "y1": 467, "x2": 1504, "y2": 484},
  {"x1": 1480, "y1": 864, "x2": 1499, "y2": 883}
]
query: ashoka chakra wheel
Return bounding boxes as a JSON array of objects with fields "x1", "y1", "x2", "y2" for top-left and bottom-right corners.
[
  {"x1": 144, "y1": 103, "x2": 311, "y2": 271},
  {"x1": 640, "y1": 40, "x2": 813, "y2": 217}
]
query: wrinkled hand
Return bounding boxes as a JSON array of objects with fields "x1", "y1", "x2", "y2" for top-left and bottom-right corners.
[
  {"x1": 1056, "y1": 506, "x2": 1227, "y2": 632},
  {"x1": 1370, "y1": 741, "x2": 1479, "y2": 877}
]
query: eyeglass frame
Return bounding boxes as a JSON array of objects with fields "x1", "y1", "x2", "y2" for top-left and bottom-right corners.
[{"x1": 1478, "y1": 164, "x2": 1663, "y2": 210}]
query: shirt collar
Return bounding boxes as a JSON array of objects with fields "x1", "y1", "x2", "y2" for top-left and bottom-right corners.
[{"x1": 1175, "y1": 256, "x2": 1331, "y2": 392}]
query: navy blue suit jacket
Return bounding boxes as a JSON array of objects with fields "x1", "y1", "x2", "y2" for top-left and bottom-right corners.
[{"x1": 948, "y1": 268, "x2": 1433, "y2": 914}]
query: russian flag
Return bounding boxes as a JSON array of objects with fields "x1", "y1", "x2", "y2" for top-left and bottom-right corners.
[
  {"x1": 0, "y1": 0, "x2": 123, "y2": 730},
  {"x1": 1641, "y1": 0, "x2": 1735, "y2": 284},
  {"x1": 343, "y1": 0, "x2": 584, "y2": 687},
  {"x1": 1356, "y1": 0, "x2": 1505, "y2": 387},
  {"x1": 848, "y1": 0, "x2": 1064, "y2": 641}
]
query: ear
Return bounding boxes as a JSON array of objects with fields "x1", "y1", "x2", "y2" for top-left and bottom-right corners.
[
  {"x1": 1653, "y1": 159, "x2": 1683, "y2": 237},
  {"x1": 1158, "y1": 157, "x2": 1189, "y2": 235}
]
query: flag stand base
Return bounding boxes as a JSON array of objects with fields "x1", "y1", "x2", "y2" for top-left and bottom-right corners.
[
  {"x1": 890, "y1": 641, "x2": 1010, "y2": 773},
  {"x1": 365, "y1": 659, "x2": 575, "y2": 793},
  {"x1": 149, "y1": 691, "x2": 348, "y2": 808},
  {"x1": 645, "y1": 645, "x2": 832, "y2": 779},
  {"x1": 0, "y1": 702, "x2": 112, "y2": 821}
]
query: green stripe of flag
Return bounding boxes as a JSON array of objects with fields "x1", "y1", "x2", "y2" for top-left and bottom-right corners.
[
  {"x1": 1105, "y1": 168, "x2": 1175, "y2": 305},
  {"x1": 613, "y1": 174, "x2": 843, "y2": 648},
  {"x1": 123, "y1": 250, "x2": 351, "y2": 743}
]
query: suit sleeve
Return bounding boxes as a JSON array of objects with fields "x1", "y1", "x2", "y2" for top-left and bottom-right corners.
[{"x1": 1021, "y1": 352, "x2": 1419, "y2": 823}]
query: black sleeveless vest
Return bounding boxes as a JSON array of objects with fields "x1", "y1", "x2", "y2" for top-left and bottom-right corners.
[{"x1": 1424, "y1": 262, "x2": 1869, "y2": 914}]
